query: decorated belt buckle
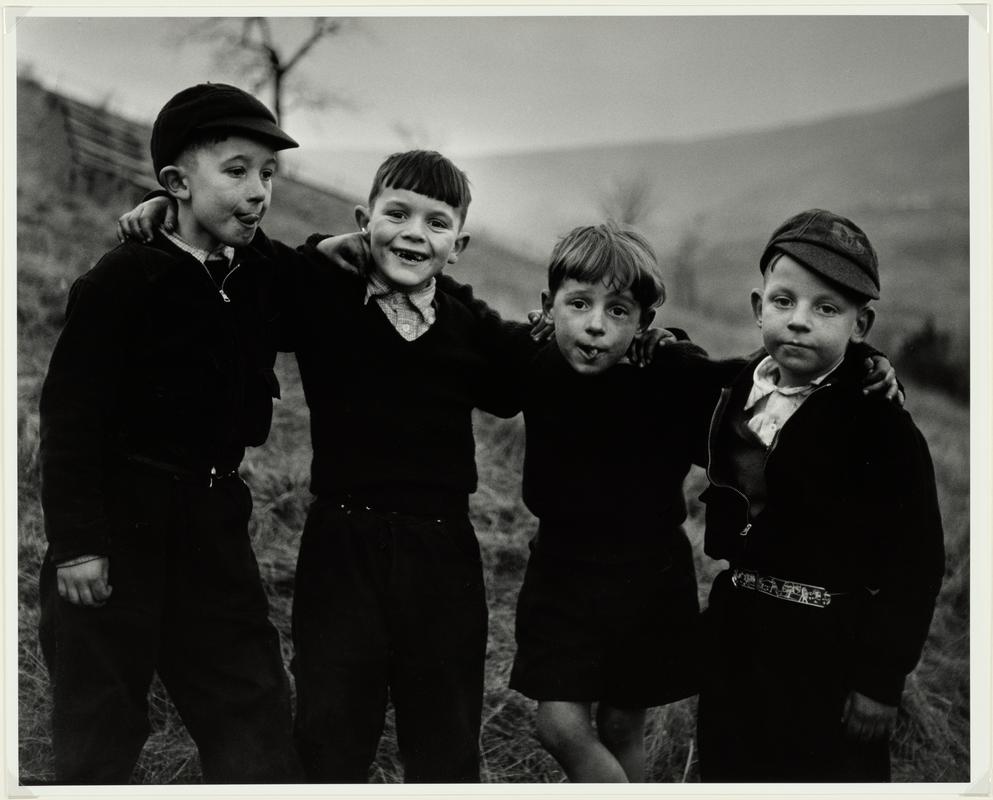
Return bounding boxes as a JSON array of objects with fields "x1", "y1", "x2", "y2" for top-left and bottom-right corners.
[{"x1": 731, "y1": 568, "x2": 831, "y2": 608}]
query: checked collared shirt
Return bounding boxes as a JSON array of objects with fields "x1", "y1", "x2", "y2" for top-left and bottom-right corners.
[{"x1": 364, "y1": 272, "x2": 437, "y2": 341}]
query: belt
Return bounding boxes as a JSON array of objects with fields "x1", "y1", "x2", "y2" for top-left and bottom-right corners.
[
  {"x1": 126, "y1": 454, "x2": 241, "y2": 488},
  {"x1": 730, "y1": 568, "x2": 845, "y2": 609}
]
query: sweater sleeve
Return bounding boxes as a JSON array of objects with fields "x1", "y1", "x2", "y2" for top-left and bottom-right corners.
[
  {"x1": 436, "y1": 272, "x2": 536, "y2": 416},
  {"x1": 649, "y1": 341, "x2": 745, "y2": 468},
  {"x1": 246, "y1": 228, "x2": 328, "y2": 353},
  {"x1": 39, "y1": 260, "x2": 137, "y2": 562},
  {"x1": 850, "y1": 404, "x2": 945, "y2": 705}
]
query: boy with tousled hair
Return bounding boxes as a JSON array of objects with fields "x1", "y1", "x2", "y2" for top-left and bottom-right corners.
[
  {"x1": 696, "y1": 209, "x2": 944, "y2": 782},
  {"x1": 39, "y1": 83, "x2": 302, "y2": 783},
  {"x1": 503, "y1": 222, "x2": 706, "y2": 781}
]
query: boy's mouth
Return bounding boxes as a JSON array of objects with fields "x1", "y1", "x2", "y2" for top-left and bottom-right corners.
[
  {"x1": 577, "y1": 343, "x2": 603, "y2": 359},
  {"x1": 391, "y1": 247, "x2": 429, "y2": 264},
  {"x1": 236, "y1": 213, "x2": 262, "y2": 226}
]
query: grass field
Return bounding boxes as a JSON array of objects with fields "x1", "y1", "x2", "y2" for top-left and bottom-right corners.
[{"x1": 14, "y1": 78, "x2": 972, "y2": 785}]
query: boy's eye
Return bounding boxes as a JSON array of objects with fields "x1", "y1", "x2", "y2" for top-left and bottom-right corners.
[
  {"x1": 817, "y1": 303, "x2": 840, "y2": 316},
  {"x1": 608, "y1": 305, "x2": 631, "y2": 318},
  {"x1": 568, "y1": 299, "x2": 589, "y2": 311},
  {"x1": 771, "y1": 296, "x2": 793, "y2": 309},
  {"x1": 226, "y1": 166, "x2": 247, "y2": 177},
  {"x1": 429, "y1": 218, "x2": 451, "y2": 230},
  {"x1": 260, "y1": 169, "x2": 275, "y2": 181},
  {"x1": 385, "y1": 209, "x2": 405, "y2": 220}
]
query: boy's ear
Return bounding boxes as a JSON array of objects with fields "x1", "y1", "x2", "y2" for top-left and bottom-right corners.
[
  {"x1": 158, "y1": 166, "x2": 189, "y2": 200},
  {"x1": 750, "y1": 289, "x2": 764, "y2": 326},
  {"x1": 446, "y1": 231, "x2": 471, "y2": 264},
  {"x1": 541, "y1": 289, "x2": 553, "y2": 316},
  {"x1": 850, "y1": 305, "x2": 876, "y2": 343},
  {"x1": 639, "y1": 309, "x2": 656, "y2": 331},
  {"x1": 354, "y1": 205, "x2": 370, "y2": 232}
]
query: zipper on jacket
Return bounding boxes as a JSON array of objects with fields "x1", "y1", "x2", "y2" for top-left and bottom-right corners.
[
  {"x1": 705, "y1": 387, "x2": 754, "y2": 538},
  {"x1": 219, "y1": 262, "x2": 241, "y2": 303},
  {"x1": 201, "y1": 259, "x2": 240, "y2": 303}
]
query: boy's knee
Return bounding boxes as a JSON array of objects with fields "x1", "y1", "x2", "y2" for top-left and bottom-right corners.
[
  {"x1": 535, "y1": 703, "x2": 592, "y2": 756},
  {"x1": 597, "y1": 706, "x2": 645, "y2": 749}
]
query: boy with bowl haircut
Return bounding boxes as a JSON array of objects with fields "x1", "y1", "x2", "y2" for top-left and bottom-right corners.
[
  {"x1": 696, "y1": 210, "x2": 945, "y2": 782},
  {"x1": 287, "y1": 151, "x2": 520, "y2": 783},
  {"x1": 38, "y1": 83, "x2": 303, "y2": 783}
]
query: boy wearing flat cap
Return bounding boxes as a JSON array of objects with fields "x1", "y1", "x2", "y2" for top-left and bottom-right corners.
[
  {"x1": 695, "y1": 210, "x2": 945, "y2": 782},
  {"x1": 38, "y1": 83, "x2": 303, "y2": 783}
]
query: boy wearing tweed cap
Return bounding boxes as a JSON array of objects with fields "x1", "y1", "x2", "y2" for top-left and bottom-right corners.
[{"x1": 696, "y1": 210, "x2": 945, "y2": 782}]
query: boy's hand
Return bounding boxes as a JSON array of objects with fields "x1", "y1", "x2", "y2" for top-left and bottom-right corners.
[
  {"x1": 528, "y1": 310, "x2": 554, "y2": 342},
  {"x1": 841, "y1": 690, "x2": 897, "y2": 743},
  {"x1": 117, "y1": 196, "x2": 175, "y2": 243},
  {"x1": 863, "y1": 356, "x2": 903, "y2": 405},
  {"x1": 628, "y1": 327, "x2": 678, "y2": 367},
  {"x1": 57, "y1": 556, "x2": 112, "y2": 607},
  {"x1": 315, "y1": 231, "x2": 371, "y2": 276}
]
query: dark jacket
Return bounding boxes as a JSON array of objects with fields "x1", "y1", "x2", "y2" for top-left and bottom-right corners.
[
  {"x1": 39, "y1": 230, "x2": 294, "y2": 562},
  {"x1": 701, "y1": 347, "x2": 945, "y2": 705},
  {"x1": 288, "y1": 246, "x2": 521, "y2": 515}
]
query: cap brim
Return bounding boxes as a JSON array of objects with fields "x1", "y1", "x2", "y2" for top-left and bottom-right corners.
[
  {"x1": 197, "y1": 116, "x2": 299, "y2": 151},
  {"x1": 774, "y1": 242, "x2": 879, "y2": 300}
]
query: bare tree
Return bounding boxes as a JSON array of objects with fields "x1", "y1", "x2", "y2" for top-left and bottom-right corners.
[
  {"x1": 598, "y1": 173, "x2": 658, "y2": 228},
  {"x1": 181, "y1": 18, "x2": 353, "y2": 124},
  {"x1": 670, "y1": 224, "x2": 703, "y2": 310}
]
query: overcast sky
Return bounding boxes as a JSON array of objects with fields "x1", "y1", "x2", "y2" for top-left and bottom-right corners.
[{"x1": 14, "y1": 11, "x2": 968, "y2": 157}]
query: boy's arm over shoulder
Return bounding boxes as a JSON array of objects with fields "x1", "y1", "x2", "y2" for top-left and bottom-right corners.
[
  {"x1": 39, "y1": 245, "x2": 148, "y2": 563},
  {"x1": 435, "y1": 272, "x2": 534, "y2": 361},
  {"x1": 250, "y1": 230, "x2": 356, "y2": 352},
  {"x1": 647, "y1": 338, "x2": 749, "y2": 465},
  {"x1": 436, "y1": 273, "x2": 535, "y2": 417},
  {"x1": 851, "y1": 401, "x2": 945, "y2": 706}
]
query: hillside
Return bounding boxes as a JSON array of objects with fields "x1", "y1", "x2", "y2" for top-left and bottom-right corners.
[
  {"x1": 15, "y1": 75, "x2": 545, "y2": 319},
  {"x1": 15, "y1": 76, "x2": 971, "y2": 785}
]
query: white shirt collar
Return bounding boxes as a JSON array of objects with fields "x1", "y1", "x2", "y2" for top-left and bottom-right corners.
[{"x1": 745, "y1": 354, "x2": 841, "y2": 411}]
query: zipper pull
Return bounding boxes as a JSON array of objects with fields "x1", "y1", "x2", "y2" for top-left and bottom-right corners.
[
  {"x1": 219, "y1": 289, "x2": 231, "y2": 303},
  {"x1": 739, "y1": 523, "x2": 752, "y2": 537}
]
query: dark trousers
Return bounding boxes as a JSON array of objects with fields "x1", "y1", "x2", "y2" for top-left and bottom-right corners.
[
  {"x1": 697, "y1": 570, "x2": 891, "y2": 782},
  {"x1": 291, "y1": 497, "x2": 488, "y2": 783},
  {"x1": 38, "y1": 469, "x2": 301, "y2": 784}
]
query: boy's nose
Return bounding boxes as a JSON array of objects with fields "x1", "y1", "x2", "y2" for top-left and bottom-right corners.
[
  {"x1": 400, "y1": 221, "x2": 426, "y2": 241},
  {"x1": 585, "y1": 310, "x2": 606, "y2": 334},
  {"x1": 245, "y1": 177, "x2": 267, "y2": 202},
  {"x1": 787, "y1": 306, "x2": 812, "y2": 330}
]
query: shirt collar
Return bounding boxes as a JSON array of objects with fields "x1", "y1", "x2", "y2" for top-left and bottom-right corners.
[
  {"x1": 161, "y1": 228, "x2": 234, "y2": 266},
  {"x1": 364, "y1": 272, "x2": 437, "y2": 322},
  {"x1": 745, "y1": 354, "x2": 842, "y2": 411}
]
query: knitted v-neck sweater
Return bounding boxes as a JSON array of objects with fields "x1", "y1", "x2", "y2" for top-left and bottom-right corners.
[{"x1": 291, "y1": 256, "x2": 519, "y2": 515}]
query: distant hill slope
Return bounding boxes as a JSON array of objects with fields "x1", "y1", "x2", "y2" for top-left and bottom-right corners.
[{"x1": 455, "y1": 84, "x2": 969, "y2": 250}]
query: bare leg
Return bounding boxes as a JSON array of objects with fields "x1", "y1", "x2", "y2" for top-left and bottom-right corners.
[
  {"x1": 535, "y1": 701, "x2": 628, "y2": 782},
  {"x1": 597, "y1": 704, "x2": 647, "y2": 782}
]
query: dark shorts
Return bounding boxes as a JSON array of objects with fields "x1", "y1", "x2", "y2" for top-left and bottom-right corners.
[{"x1": 509, "y1": 525, "x2": 700, "y2": 709}]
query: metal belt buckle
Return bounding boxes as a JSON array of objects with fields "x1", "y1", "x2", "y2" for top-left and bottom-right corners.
[{"x1": 731, "y1": 568, "x2": 832, "y2": 608}]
